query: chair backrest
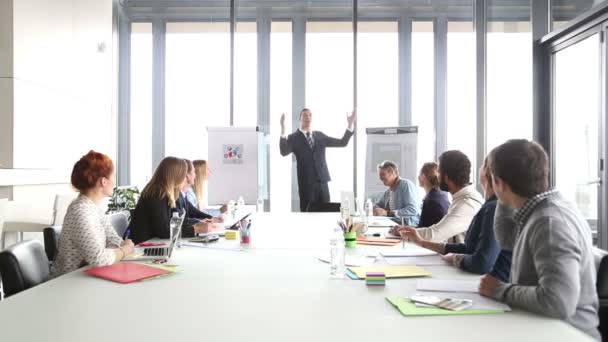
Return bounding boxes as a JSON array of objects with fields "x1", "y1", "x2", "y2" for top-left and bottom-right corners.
[
  {"x1": 109, "y1": 211, "x2": 129, "y2": 239},
  {"x1": 43, "y1": 225, "x2": 63, "y2": 262},
  {"x1": 597, "y1": 254, "x2": 608, "y2": 341},
  {"x1": 0, "y1": 198, "x2": 8, "y2": 245},
  {"x1": 306, "y1": 202, "x2": 341, "y2": 213},
  {"x1": 52, "y1": 194, "x2": 76, "y2": 226},
  {"x1": 0, "y1": 240, "x2": 49, "y2": 297}
]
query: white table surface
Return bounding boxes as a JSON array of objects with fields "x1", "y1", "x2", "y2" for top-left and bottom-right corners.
[{"x1": 0, "y1": 213, "x2": 595, "y2": 342}]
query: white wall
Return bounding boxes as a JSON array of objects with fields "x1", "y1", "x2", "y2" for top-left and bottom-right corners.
[{"x1": 0, "y1": 0, "x2": 116, "y2": 227}]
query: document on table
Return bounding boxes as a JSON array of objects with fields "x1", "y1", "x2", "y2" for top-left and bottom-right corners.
[
  {"x1": 416, "y1": 278, "x2": 479, "y2": 293},
  {"x1": 317, "y1": 255, "x2": 374, "y2": 267},
  {"x1": 367, "y1": 217, "x2": 397, "y2": 227},
  {"x1": 386, "y1": 255, "x2": 446, "y2": 266},
  {"x1": 413, "y1": 290, "x2": 511, "y2": 311},
  {"x1": 347, "y1": 265, "x2": 431, "y2": 279},
  {"x1": 364, "y1": 248, "x2": 438, "y2": 257},
  {"x1": 386, "y1": 296, "x2": 507, "y2": 316}
]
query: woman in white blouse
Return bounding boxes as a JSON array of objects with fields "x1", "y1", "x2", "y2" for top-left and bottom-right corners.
[{"x1": 51, "y1": 151, "x2": 135, "y2": 277}]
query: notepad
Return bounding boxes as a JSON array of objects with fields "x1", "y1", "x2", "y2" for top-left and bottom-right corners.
[
  {"x1": 386, "y1": 296, "x2": 505, "y2": 316},
  {"x1": 347, "y1": 265, "x2": 431, "y2": 279},
  {"x1": 386, "y1": 256, "x2": 446, "y2": 266},
  {"x1": 416, "y1": 279, "x2": 479, "y2": 293},
  {"x1": 85, "y1": 262, "x2": 171, "y2": 284},
  {"x1": 356, "y1": 237, "x2": 401, "y2": 246}
]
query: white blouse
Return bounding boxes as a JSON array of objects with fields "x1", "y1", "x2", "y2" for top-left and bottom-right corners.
[{"x1": 51, "y1": 194, "x2": 123, "y2": 277}]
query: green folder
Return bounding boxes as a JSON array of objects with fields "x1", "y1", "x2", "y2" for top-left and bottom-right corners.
[{"x1": 386, "y1": 296, "x2": 505, "y2": 316}]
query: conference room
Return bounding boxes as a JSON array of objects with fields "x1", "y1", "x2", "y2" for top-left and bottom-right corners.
[{"x1": 1, "y1": 0, "x2": 607, "y2": 341}]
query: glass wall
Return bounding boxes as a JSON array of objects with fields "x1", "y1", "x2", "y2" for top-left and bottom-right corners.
[
  {"x1": 412, "y1": 21, "x2": 435, "y2": 172},
  {"x1": 165, "y1": 22, "x2": 231, "y2": 161},
  {"x1": 554, "y1": 34, "x2": 601, "y2": 229},
  {"x1": 486, "y1": 2, "x2": 533, "y2": 152},
  {"x1": 130, "y1": 22, "x2": 153, "y2": 188},
  {"x1": 306, "y1": 21, "x2": 354, "y2": 202},
  {"x1": 446, "y1": 21, "x2": 476, "y2": 168},
  {"x1": 269, "y1": 21, "x2": 292, "y2": 212},
  {"x1": 234, "y1": 22, "x2": 258, "y2": 126},
  {"x1": 356, "y1": 21, "x2": 399, "y2": 200}
]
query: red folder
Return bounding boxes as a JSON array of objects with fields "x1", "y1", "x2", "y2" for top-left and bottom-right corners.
[
  {"x1": 85, "y1": 262, "x2": 170, "y2": 284},
  {"x1": 356, "y1": 237, "x2": 401, "y2": 246}
]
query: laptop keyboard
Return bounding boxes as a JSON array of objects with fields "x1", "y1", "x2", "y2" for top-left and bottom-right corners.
[{"x1": 143, "y1": 247, "x2": 168, "y2": 257}]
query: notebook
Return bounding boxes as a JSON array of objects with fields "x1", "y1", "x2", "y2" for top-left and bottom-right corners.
[
  {"x1": 84, "y1": 262, "x2": 171, "y2": 284},
  {"x1": 347, "y1": 265, "x2": 432, "y2": 279},
  {"x1": 356, "y1": 237, "x2": 401, "y2": 246},
  {"x1": 386, "y1": 296, "x2": 506, "y2": 316}
]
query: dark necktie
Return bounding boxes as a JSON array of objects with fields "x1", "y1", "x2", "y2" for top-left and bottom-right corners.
[{"x1": 306, "y1": 132, "x2": 314, "y2": 149}]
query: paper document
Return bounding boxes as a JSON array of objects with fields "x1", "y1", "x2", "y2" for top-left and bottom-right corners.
[
  {"x1": 366, "y1": 248, "x2": 438, "y2": 257},
  {"x1": 367, "y1": 217, "x2": 397, "y2": 227},
  {"x1": 386, "y1": 256, "x2": 446, "y2": 266},
  {"x1": 414, "y1": 291, "x2": 511, "y2": 311},
  {"x1": 347, "y1": 265, "x2": 431, "y2": 279},
  {"x1": 317, "y1": 255, "x2": 373, "y2": 267},
  {"x1": 386, "y1": 296, "x2": 506, "y2": 316},
  {"x1": 416, "y1": 279, "x2": 479, "y2": 293}
]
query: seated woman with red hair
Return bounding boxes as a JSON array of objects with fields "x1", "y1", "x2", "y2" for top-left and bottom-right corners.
[{"x1": 51, "y1": 151, "x2": 135, "y2": 277}]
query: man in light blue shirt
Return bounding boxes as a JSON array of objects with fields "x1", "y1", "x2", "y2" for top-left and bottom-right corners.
[{"x1": 374, "y1": 160, "x2": 421, "y2": 226}]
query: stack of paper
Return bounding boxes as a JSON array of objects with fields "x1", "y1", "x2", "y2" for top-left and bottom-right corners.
[
  {"x1": 386, "y1": 297, "x2": 505, "y2": 316},
  {"x1": 347, "y1": 265, "x2": 431, "y2": 279},
  {"x1": 366, "y1": 272, "x2": 386, "y2": 286}
]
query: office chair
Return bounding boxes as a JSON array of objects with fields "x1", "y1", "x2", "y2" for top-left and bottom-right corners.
[
  {"x1": 597, "y1": 253, "x2": 608, "y2": 341},
  {"x1": 110, "y1": 211, "x2": 129, "y2": 239},
  {"x1": 306, "y1": 202, "x2": 341, "y2": 212},
  {"x1": 43, "y1": 225, "x2": 63, "y2": 263},
  {"x1": 0, "y1": 240, "x2": 50, "y2": 297}
]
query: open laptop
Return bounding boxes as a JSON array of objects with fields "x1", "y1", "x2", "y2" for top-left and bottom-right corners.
[{"x1": 124, "y1": 213, "x2": 185, "y2": 261}]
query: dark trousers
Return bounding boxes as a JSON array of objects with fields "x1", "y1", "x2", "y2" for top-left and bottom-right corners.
[{"x1": 299, "y1": 181, "x2": 330, "y2": 212}]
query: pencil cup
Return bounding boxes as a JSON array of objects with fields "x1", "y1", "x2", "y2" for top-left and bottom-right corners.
[
  {"x1": 239, "y1": 223, "x2": 251, "y2": 247},
  {"x1": 344, "y1": 232, "x2": 357, "y2": 248}
]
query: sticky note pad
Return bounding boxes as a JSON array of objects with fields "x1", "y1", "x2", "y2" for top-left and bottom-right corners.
[
  {"x1": 225, "y1": 231, "x2": 238, "y2": 240},
  {"x1": 366, "y1": 271, "x2": 386, "y2": 286}
]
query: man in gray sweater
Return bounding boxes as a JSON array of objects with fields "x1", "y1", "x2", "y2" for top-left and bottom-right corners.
[{"x1": 479, "y1": 139, "x2": 600, "y2": 341}]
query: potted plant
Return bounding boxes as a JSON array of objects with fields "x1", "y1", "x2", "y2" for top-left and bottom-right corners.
[{"x1": 106, "y1": 186, "x2": 140, "y2": 220}]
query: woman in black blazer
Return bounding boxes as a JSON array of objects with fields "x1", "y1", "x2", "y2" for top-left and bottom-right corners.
[{"x1": 128, "y1": 157, "x2": 216, "y2": 244}]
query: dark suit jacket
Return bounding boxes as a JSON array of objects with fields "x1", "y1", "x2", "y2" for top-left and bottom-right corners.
[
  {"x1": 127, "y1": 194, "x2": 195, "y2": 245},
  {"x1": 280, "y1": 129, "x2": 353, "y2": 189},
  {"x1": 176, "y1": 192, "x2": 212, "y2": 229}
]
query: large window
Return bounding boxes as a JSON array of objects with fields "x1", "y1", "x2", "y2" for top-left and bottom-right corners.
[
  {"x1": 486, "y1": 20, "x2": 532, "y2": 152},
  {"x1": 269, "y1": 21, "x2": 292, "y2": 212},
  {"x1": 553, "y1": 0, "x2": 608, "y2": 30},
  {"x1": 306, "y1": 21, "x2": 354, "y2": 202},
  {"x1": 446, "y1": 21, "x2": 476, "y2": 171},
  {"x1": 356, "y1": 21, "x2": 399, "y2": 199},
  {"x1": 234, "y1": 22, "x2": 258, "y2": 126},
  {"x1": 130, "y1": 22, "x2": 153, "y2": 189},
  {"x1": 412, "y1": 21, "x2": 435, "y2": 172},
  {"x1": 554, "y1": 34, "x2": 601, "y2": 227},
  {"x1": 165, "y1": 22, "x2": 231, "y2": 161}
]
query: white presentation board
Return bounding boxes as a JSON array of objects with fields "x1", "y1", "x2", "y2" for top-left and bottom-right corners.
[
  {"x1": 207, "y1": 127, "x2": 267, "y2": 205},
  {"x1": 364, "y1": 126, "x2": 418, "y2": 201}
]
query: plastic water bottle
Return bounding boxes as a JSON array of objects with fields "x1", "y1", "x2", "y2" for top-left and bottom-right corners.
[
  {"x1": 237, "y1": 196, "x2": 245, "y2": 213},
  {"x1": 341, "y1": 197, "x2": 350, "y2": 220},
  {"x1": 170, "y1": 212, "x2": 182, "y2": 248},
  {"x1": 256, "y1": 198, "x2": 264, "y2": 212},
  {"x1": 329, "y1": 225, "x2": 345, "y2": 279},
  {"x1": 365, "y1": 198, "x2": 373, "y2": 218},
  {"x1": 228, "y1": 200, "x2": 236, "y2": 219}
]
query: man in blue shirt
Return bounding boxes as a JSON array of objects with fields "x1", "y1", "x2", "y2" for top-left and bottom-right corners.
[{"x1": 373, "y1": 160, "x2": 420, "y2": 226}]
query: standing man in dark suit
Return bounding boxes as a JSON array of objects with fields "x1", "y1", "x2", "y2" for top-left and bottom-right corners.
[{"x1": 280, "y1": 108, "x2": 357, "y2": 212}]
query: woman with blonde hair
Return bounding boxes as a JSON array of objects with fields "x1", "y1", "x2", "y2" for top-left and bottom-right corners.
[
  {"x1": 185, "y1": 159, "x2": 227, "y2": 215},
  {"x1": 128, "y1": 156, "x2": 215, "y2": 244}
]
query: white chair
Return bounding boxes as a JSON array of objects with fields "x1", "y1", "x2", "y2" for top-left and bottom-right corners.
[
  {"x1": 1, "y1": 193, "x2": 76, "y2": 249},
  {"x1": 0, "y1": 198, "x2": 8, "y2": 250}
]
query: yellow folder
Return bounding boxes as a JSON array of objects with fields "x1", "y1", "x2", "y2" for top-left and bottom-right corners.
[{"x1": 347, "y1": 265, "x2": 431, "y2": 279}]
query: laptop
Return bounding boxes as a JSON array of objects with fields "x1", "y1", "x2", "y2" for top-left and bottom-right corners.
[{"x1": 124, "y1": 213, "x2": 185, "y2": 261}]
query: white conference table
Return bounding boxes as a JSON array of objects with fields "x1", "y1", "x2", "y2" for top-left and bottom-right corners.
[{"x1": 0, "y1": 213, "x2": 595, "y2": 342}]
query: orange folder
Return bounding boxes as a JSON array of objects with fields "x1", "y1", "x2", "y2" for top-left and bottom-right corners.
[
  {"x1": 85, "y1": 262, "x2": 170, "y2": 284},
  {"x1": 356, "y1": 237, "x2": 401, "y2": 246}
]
